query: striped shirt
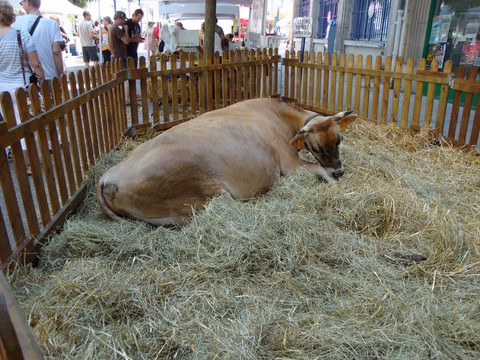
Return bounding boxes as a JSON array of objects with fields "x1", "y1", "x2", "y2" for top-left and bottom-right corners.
[{"x1": 0, "y1": 27, "x2": 36, "y2": 88}]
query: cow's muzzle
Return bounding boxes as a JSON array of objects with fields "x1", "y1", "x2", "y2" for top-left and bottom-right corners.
[{"x1": 332, "y1": 168, "x2": 345, "y2": 179}]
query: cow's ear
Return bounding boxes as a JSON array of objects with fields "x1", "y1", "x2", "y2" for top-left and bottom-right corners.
[
  {"x1": 337, "y1": 113, "x2": 358, "y2": 130},
  {"x1": 290, "y1": 133, "x2": 305, "y2": 150}
]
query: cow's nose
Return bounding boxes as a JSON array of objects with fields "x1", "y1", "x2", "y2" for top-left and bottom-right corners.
[{"x1": 333, "y1": 168, "x2": 344, "y2": 179}]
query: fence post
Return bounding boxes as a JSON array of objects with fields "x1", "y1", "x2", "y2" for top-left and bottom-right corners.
[
  {"x1": 435, "y1": 60, "x2": 453, "y2": 134},
  {"x1": 458, "y1": 66, "x2": 478, "y2": 144},
  {"x1": 353, "y1": 54, "x2": 363, "y2": 115},
  {"x1": 361, "y1": 55, "x2": 372, "y2": 119},
  {"x1": 346, "y1": 54, "x2": 355, "y2": 112},
  {"x1": 391, "y1": 57, "x2": 402, "y2": 125},
  {"x1": 424, "y1": 59, "x2": 439, "y2": 127},
  {"x1": 128, "y1": 57, "x2": 139, "y2": 126},
  {"x1": 400, "y1": 57, "x2": 415, "y2": 128},
  {"x1": 380, "y1": 56, "x2": 392, "y2": 124}
]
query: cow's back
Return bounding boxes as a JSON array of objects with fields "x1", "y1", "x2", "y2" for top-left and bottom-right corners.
[{"x1": 97, "y1": 99, "x2": 298, "y2": 225}]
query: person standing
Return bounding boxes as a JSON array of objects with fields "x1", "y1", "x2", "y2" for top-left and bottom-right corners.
[
  {"x1": 13, "y1": 0, "x2": 63, "y2": 81},
  {"x1": 221, "y1": 33, "x2": 234, "y2": 51},
  {"x1": 198, "y1": 21, "x2": 205, "y2": 53},
  {"x1": 215, "y1": 18, "x2": 224, "y2": 38},
  {"x1": 0, "y1": 0, "x2": 45, "y2": 174},
  {"x1": 199, "y1": 21, "x2": 222, "y2": 55},
  {"x1": 101, "y1": 16, "x2": 112, "y2": 63},
  {"x1": 109, "y1": 10, "x2": 138, "y2": 102},
  {"x1": 125, "y1": 9, "x2": 144, "y2": 68},
  {"x1": 108, "y1": 11, "x2": 130, "y2": 69},
  {"x1": 142, "y1": 21, "x2": 155, "y2": 59},
  {"x1": 153, "y1": 22, "x2": 163, "y2": 54},
  {"x1": 78, "y1": 10, "x2": 98, "y2": 68},
  {"x1": 51, "y1": 16, "x2": 69, "y2": 55}
]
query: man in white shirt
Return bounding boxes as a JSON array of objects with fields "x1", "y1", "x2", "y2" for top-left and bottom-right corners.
[
  {"x1": 78, "y1": 10, "x2": 98, "y2": 68},
  {"x1": 14, "y1": 0, "x2": 64, "y2": 80}
]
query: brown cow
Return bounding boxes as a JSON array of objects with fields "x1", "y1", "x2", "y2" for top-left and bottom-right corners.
[{"x1": 97, "y1": 98, "x2": 357, "y2": 225}]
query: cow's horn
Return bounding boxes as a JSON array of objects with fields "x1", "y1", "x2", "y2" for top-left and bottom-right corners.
[
  {"x1": 298, "y1": 124, "x2": 312, "y2": 134},
  {"x1": 334, "y1": 110, "x2": 354, "y2": 120}
]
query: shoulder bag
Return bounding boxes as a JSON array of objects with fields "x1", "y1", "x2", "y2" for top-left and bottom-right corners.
[
  {"x1": 17, "y1": 18, "x2": 42, "y2": 88},
  {"x1": 17, "y1": 30, "x2": 39, "y2": 88}
]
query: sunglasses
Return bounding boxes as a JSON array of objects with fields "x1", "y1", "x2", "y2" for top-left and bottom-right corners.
[{"x1": 19, "y1": 1, "x2": 23, "y2": 5}]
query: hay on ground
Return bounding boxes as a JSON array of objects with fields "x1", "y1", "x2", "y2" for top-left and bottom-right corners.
[{"x1": 8, "y1": 119, "x2": 480, "y2": 359}]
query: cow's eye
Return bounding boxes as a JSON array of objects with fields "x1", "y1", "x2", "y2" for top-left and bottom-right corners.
[{"x1": 336, "y1": 135, "x2": 343, "y2": 145}]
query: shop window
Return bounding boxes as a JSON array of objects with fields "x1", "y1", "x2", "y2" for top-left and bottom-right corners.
[
  {"x1": 298, "y1": 0, "x2": 311, "y2": 17},
  {"x1": 317, "y1": 0, "x2": 339, "y2": 38},
  {"x1": 351, "y1": 0, "x2": 391, "y2": 41},
  {"x1": 427, "y1": 1, "x2": 480, "y2": 70}
]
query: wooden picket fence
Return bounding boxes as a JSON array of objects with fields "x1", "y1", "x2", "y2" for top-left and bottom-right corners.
[
  {"x1": 128, "y1": 48, "x2": 280, "y2": 130},
  {"x1": 1, "y1": 49, "x2": 479, "y2": 273},
  {"x1": 0, "y1": 49, "x2": 280, "y2": 273},
  {"x1": 0, "y1": 49, "x2": 280, "y2": 360},
  {"x1": 0, "y1": 48, "x2": 479, "y2": 359},
  {"x1": 282, "y1": 51, "x2": 479, "y2": 147}
]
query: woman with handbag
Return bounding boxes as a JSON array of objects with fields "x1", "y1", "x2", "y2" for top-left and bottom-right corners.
[{"x1": 0, "y1": 0, "x2": 45, "y2": 174}]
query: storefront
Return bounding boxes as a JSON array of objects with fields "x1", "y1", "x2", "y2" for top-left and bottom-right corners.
[{"x1": 426, "y1": 0, "x2": 480, "y2": 71}]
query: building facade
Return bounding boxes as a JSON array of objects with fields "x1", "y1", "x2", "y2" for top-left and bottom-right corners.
[
  {"x1": 291, "y1": 0, "x2": 480, "y2": 71},
  {"x1": 426, "y1": 1, "x2": 480, "y2": 71}
]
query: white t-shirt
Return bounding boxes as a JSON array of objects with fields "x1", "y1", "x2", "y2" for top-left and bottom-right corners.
[
  {"x1": 78, "y1": 20, "x2": 95, "y2": 47},
  {"x1": 214, "y1": 33, "x2": 222, "y2": 54},
  {"x1": 13, "y1": 15, "x2": 63, "y2": 80}
]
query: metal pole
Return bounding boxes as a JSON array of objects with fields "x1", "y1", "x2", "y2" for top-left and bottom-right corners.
[
  {"x1": 98, "y1": 0, "x2": 103, "y2": 63},
  {"x1": 300, "y1": 37, "x2": 305, "y2": 62}
]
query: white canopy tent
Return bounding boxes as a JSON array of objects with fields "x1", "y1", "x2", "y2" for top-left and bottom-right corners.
[
  {"x1": 8, "y1": 0, "x2": 85, "y2": 16},
  {"x1": 42, "y1": 0, "x2": 85, "y2": 16},
  {"x1": 158, "y1": 2, "x2": 240, "y2": 20}
]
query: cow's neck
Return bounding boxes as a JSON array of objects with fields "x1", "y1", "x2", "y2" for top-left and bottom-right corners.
[
  {"x1": 275, "y1": 101, "x2": 320, "y2": 135},
  {"x1": 285, "y1": 111, "x2": 320, "y2": 135}
]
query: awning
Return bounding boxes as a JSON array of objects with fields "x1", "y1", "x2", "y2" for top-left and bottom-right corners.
[
  {"x1": 276, "y1": 17, "x2": 291, "y2": 27},
  {"x1": 42, "y1": 0, "x2": 85, "y2": 16},
  {"x1": 159, "y1": 2, "x2": 240, "y2": 20}
]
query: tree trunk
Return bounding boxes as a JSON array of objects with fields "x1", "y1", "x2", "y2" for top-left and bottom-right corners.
[{"x1": 204, "y1": 0, "x2": 217, "y2": 63}]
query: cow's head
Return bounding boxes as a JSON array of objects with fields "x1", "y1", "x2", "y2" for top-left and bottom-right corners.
[{"x1": 290, "y1": 110, "x2": 357, "y2": 180}]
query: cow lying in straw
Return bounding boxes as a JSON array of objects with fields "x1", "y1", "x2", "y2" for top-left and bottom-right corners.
[{"x1": 97, "y1": 98, "x2": 357, "y2": 225}]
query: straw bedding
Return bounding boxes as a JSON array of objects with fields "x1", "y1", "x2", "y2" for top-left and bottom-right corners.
[{"x1": 9, "y1": 118, "x2": 480, "y2": 359}]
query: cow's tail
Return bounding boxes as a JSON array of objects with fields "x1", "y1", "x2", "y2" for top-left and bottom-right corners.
[{"x1": 96, "y1": 176, "x2": 125, "y2": 222}]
